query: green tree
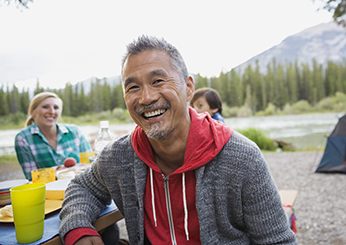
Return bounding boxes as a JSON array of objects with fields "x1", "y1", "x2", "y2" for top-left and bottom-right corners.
[
  {"x1": 62, "y1": 83, "x2": 73, "y2": 116},
  {"x1": 0, "y1": 86, "x2": 9, "y2": 116},
  {"x1": 301, "y1": 63, "x2": 314, "y2": 103},
  {"x1": 79, "y1": 83, "x2": 87, "y2": 115},
  {"x1": 112, "y1": 84, "x2": 125, "y2": 109},
  {"x1": 228, "y1": 69, "x2": 243, "y2": 107},
  {"x1": 101, "y1": 79, "x2": 112, "y2": 112},
  {"x1": 9, "y1": 84, "x2": 20, "y2": 113},
  {"x1": 194, "y1": 73, "x2": 209, "y2": 89},
  {"x1": 19, "y1": 88, "x2": 30, "y2": 114},
  {"x1": 286, "y1": 62, "x2": 298, "y2": 104},
  {"x1": 34, "y1": 79, "x2": 44, "y2": 95},
  {"x1": 325, "y1": 61, "x2": 338, "y2": 96},
  {"x1": 312, "y1": 59, "x2": 326, "y2": 104},
  {"x1": 318, "y1": 0, "x2": 346, "y2": 26}
]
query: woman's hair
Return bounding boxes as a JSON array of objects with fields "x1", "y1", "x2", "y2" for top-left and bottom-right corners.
[
  {"x1": 121, "y1": 35, "x2": 189, "y2": 81},
  {"x1": 25, "y1": 92, "x2": 63, "y2": 127},
  {"x1": 190, "y1": 87, "x2": 223, "y2": 115}
]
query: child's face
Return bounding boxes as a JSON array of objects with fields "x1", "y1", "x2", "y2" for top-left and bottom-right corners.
[{"x1": 192, "y1": 95, "x2": 218, "y2": 116}]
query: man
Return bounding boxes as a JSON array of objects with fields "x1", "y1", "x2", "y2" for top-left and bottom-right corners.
[{"x1": 59, "y1": 36, "x2": 297, "y2": 245}]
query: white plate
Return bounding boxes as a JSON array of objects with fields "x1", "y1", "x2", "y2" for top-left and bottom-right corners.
[
  {"x1": 46, "y1": 178, "x2": 72, "y2": 191},
  {"x1": 0, "y1": 198, "x2": 11, "y2": 206},
  {"x1": 46, "y1": 178, "x2": 73, "y2": 200},
  {"x1": 0, "y1": 179, "x2": 29, "y2": 192}
]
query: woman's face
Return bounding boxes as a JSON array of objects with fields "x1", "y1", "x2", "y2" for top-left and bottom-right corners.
[{"x1": 32, "y1": 97, "x2": 61, "y2": 129}]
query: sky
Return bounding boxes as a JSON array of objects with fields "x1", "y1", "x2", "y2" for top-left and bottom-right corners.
[{"x1": 0, "y1": 0, "x2": 333, "y2": 90}]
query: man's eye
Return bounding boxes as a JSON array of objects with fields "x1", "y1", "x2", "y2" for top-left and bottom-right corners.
[
  {"x1": 127, "y1": 85, "x2": 139, "y2": 91},
  {"x1": 153, "y1": 79, "x2": 164, "y2": 84}
]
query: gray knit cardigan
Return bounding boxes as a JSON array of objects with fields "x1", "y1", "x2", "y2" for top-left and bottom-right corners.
[{"x1": 59, "y1": 131, "x2": 297, "y2": 244}]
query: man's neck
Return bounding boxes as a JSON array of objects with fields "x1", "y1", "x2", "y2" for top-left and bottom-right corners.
[{"x1": 149, "y1": 126, "x2": 190, "y2": 176}]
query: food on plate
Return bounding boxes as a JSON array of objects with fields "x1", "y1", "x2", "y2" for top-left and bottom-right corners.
[
  {"x1": 55, "y1": 163, "x2": 91, "y2": 180},
  {"x1": 0, "y1": 205, "x2": 13, "y2": 217},
  {"x1": 63, "y1": 157, "x2": 77, "y2": 168}
]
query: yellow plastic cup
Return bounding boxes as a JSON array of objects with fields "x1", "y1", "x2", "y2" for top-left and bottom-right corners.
[
  {"x1": 79, "y1": 152, "x2": 95, "y2": 164},
  {"x1": 31, "y1": 168, "x2": 56, "y2": 184},
  {"x1": 10, "y1": 183, "x2": 46, "y2": 244}
]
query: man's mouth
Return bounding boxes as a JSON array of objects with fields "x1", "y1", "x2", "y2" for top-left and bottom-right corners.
[{"x1": 143, "y1": 109, "x2": 167, "y2": 119}]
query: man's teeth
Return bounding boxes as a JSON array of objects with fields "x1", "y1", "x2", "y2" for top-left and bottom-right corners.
[{"x1": 144, "y1": 109, "x2": 166, "y2": 118}]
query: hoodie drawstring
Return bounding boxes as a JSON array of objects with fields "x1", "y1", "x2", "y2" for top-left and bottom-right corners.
[
  {"x1": 150, "y1": 168, "x2": 189, "y2": 241},
  {"x1": 150, "y1": 168, "x2": 157, "y2": 227},
  {"x1": 182, "y1": 172, "x2": 189, "y2": 241}
]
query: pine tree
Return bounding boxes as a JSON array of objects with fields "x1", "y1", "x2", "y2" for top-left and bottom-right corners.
[
  {"x1": 286, "y1": 63, "x2": 298, "y2": 104},
  {"x1": 194, "y1": 73, "x2": 209, "y2": 89},
  {"x1": 229, "y1": 69, "x2": 243, "y2": 107},
  {"x1": 9, "y1": 84, "x2": 20, "y2": 113},
  {"x1": 312, "y1": 59, "x2": 325, "y2": 104},
  {"x1": 0, "y1": 86, "x2": 9, "y2": 116},
  {"x1": 19, "y1": 88, "x2": 30, "y2": 114}
]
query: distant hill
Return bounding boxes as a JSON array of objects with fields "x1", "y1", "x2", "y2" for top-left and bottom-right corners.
[
  {"x1": 234, "y1": 22, "x2": 346, "y2": 74},
  {"x1": 73, "y1": 75, "x2": 121, "y2": 94}
]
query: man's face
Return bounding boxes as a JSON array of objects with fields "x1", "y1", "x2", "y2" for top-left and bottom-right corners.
[{"x1": 122, "y1": 50, "x2": 193, "y2": 141}]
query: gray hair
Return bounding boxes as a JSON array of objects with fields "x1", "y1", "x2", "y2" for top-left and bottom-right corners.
[{"x1": 121, "y1": 35, "x2": 189, "y2": 80}]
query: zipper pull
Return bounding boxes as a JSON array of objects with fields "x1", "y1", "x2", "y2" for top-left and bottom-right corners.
[{"x1": 162, "y1": 174, "x2": 169, "y2": 189}]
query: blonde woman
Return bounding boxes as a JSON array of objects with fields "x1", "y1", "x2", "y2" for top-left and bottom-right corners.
[{"x1": 15, "y1": 92, "x2": 92, "y2": 180}]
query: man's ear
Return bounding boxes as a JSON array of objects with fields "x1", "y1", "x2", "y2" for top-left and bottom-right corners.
[{"x1": 186, "y1": 76, "x2": 195, "y2": 101}]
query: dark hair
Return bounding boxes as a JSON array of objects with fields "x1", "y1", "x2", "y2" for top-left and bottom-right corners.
[
  {"x1": 190, "y1": 87, "x2": 223, "y2": 115},
  {"x1": 121, "y1": 35, "x2": 188, "y2": 80}
]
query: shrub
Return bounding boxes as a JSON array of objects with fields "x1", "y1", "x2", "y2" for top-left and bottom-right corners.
[
  {"x1": 112, "y1": 108, "x2": 125, "y2": 119},
  {"x1": 237, "y1": 128, "x2": 277, "y2": 151},
  {"x1": 290, "y1": 100, "x2": 312, "y2": 114},
  {"x1": 256, "y1": 103, "x2": 277, "y2": 116},
  {"x1": 237, "y1": 105, "x2": 253, "y2": 117},
  {"x1": 222, "y1": 104, "x2": 239, "y2": 118},
  {"x1": 317, "y1": 97, "x2": 334, "y2": 111}
]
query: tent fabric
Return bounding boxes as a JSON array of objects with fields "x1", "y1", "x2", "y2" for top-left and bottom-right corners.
[{"x1": 316, "y1": 115, "x2": 346, "y2": 174}]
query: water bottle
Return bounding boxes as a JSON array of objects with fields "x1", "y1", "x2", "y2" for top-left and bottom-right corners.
[{"x1": 94, "y1": 121, "x2": 115, "y2": 157}]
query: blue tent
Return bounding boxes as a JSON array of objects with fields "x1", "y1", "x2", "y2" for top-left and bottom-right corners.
[{"x1": 316, "y1": 114, "x2": 346, "y2": 174}]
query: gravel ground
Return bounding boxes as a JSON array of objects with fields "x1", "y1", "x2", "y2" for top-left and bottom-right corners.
[
  {"x1": 2, "y1": 151, "x2": 345, "y2": 244},
  {"x1": 263, "y1": 151, "x2": 346, "y2": 245}
]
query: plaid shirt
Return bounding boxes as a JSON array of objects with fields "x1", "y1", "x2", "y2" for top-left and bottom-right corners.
[{"x1": 15, "y1": 123, "x2": 92, "y2": 180}]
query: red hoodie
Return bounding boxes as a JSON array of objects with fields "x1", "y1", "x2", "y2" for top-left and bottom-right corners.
[{"x1": 131, "y1": 108, "x2": 232, "y2": 244}]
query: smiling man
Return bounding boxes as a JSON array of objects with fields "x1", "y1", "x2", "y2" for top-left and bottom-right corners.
[{"x1": 59, "y1": 36, "x2": 297, "y2": 245}]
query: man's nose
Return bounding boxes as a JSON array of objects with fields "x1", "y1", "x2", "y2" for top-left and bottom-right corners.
[{"x1": 139, "y1": 86, "x2": 158, "y2": 105}]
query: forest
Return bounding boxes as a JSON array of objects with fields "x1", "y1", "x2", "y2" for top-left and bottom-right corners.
[{"x1": 1, "y1": 58, "x2": 346, "y2": 124}]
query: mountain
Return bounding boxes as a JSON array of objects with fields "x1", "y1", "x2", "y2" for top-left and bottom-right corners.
[
  {"x1": 234, "y1": 22, "x2": 346, "y2": 74},
  {"x1": 73, "y1": 75, "x2": 121, "y2": 94}
]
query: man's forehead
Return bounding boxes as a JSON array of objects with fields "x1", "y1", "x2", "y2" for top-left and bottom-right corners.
[{"x1": 122, "y1": 51, "x2": 173, "y2": 78}]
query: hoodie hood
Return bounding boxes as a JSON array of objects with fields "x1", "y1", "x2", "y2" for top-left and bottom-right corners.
[
  {"x1": 131, "y1": 107, "x2": 233, "y2": 173},
  {"x1": 131, "y1": 108, "x2": 233, "y2": 244}
]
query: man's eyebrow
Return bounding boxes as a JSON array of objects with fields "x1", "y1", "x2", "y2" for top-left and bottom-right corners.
[
  {"x1": 150, "y1": 69, "x2": 168, "y2": 77},
  {"x1": 124, "y1": 77, "x2": 136, "y2": 88}
]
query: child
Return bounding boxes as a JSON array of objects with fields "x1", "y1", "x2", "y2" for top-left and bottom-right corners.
[{"x1": 190, "y1": 87, "x2": 225, "y2": 123}]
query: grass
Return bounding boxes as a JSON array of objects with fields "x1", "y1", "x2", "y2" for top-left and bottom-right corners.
[
  {"x1": 0, "y1": 155, "x2": 18, "y2": 164},
  {"x1": 237, "y1": 128, "x2": 278, "y2": 151}
]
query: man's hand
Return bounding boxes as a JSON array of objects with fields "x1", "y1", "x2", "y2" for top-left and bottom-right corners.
[{"x1": 75, "y1": 236, "x2": 104, "y2": 245}]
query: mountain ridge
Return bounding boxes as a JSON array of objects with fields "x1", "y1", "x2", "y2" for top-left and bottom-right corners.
[{"x1": 234, "y1": 21, "x2": 346, "y2": 74}]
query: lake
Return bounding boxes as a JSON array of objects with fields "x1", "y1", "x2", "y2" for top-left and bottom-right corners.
[{"x1": 0, "y1": 112, "x2": 342, "y2": 156}]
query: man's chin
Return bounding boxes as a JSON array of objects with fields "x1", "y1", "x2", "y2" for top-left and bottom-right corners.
[{"x1": 145, "y1": 124, "x2": 173, "y2": 141}]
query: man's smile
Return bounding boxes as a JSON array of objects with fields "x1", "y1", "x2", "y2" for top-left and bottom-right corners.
[{"x1": 143, "y1": 108, "x2": 167, "y2": 119}]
